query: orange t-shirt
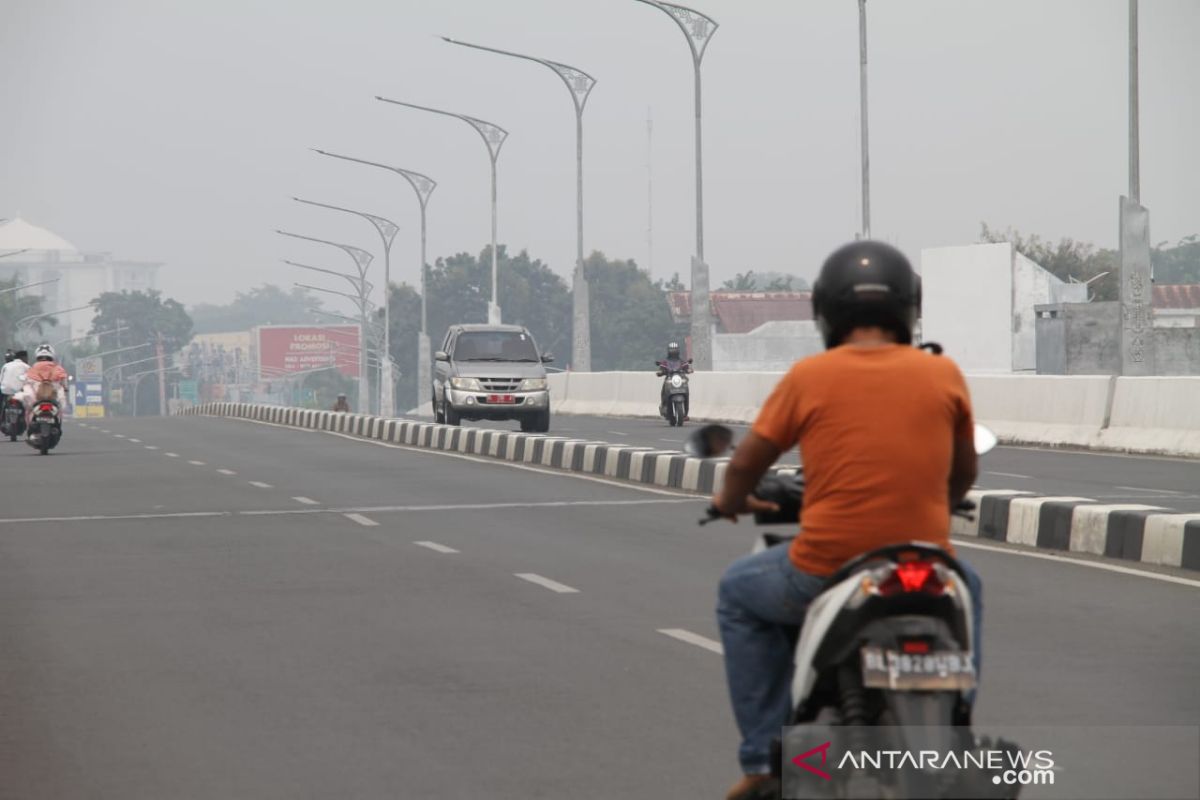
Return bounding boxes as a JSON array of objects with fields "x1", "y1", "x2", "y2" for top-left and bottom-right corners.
[{"x1": 751, "y1": 344, "x2": 973, "y2": 577}]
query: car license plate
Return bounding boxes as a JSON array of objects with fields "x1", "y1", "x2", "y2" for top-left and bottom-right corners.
[
  {"x1": 487, "y1": 394, "x2": 515, "y2": 404},
  {"x1": 860, "y1": 646, "x2": 976, "y2": 691}
]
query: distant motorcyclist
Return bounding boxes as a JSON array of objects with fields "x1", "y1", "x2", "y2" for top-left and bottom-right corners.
[
  {"x1": 656, "y1": 341, "x2": 692, "y2": 420},
  {"x1": 19, "y1": 344, "x2": 68, "y2": 426},
  {"x1": 332, "y1": 393, "x2": 350, "y2": 413},
  {"x1": 1, "y1": 349, "x2": 30, "y2": 409}
]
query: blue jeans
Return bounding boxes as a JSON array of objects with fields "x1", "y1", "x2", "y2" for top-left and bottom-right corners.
[{"x1": 716, "y1": 543, "x2": 984, "y2": 775}]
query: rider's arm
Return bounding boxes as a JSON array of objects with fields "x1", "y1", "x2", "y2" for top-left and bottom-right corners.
[
  {"x1": 713, "y1": 431, "x2": 782, "y2": 519},
  {"x1": 948, "y1": 426, "x2": 977, "y2": 506}
]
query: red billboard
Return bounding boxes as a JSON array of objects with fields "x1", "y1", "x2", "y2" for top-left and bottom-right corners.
[{"x1": 256, "y1": 325, "x2": 361, "y2": 378}]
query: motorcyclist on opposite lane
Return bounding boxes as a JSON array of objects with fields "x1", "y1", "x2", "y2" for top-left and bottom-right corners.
[
  {"x1": 656, "y1": 341, "x2": 692, "y2": 421},
  {"x1": 708, "y1": 241, "x2": 982, "y2": 800}
]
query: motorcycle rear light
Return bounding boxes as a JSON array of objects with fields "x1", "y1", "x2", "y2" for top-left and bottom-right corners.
[
  {"x1": 901, "y1": 640, "x2": 931, "y2": 654},
  {"x1": 876, "y1": 561, "x2": 946, "y2": 596},
  {"x1": 37, "y1": 403, "x2": 55, "y2": 413}
]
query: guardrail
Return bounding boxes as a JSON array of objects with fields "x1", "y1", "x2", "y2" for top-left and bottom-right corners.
[{"x1": 549, "y1": 372, "x2": 1200, "y2": 458}]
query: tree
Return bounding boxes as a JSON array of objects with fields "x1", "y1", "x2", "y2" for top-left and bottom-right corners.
[
  {"x1": 979, "y1": 224, "x2": 1119, "y2": 301},
  {"x1": 190, "y1": 284, "x2": 326, "y2": 334},
  {"x1": 0, "y1": 276, "x2": 56, "y2": 347},
  {"x1": 722, "y1": 271, "x2": 757, "y2": 291},
  {"x1": 721, "y1": 270, "x2": 808, "y2": 292},
  {"x1": 426, "y1": 244, "x2": 572, "y2": 364},
  {"x1": 89, "y1": 290, "x2": 194, "y2": 415},
  {"x1": 383, "y1": 282, "x2": 423, "y2": 412},
  {"x1": 584, "y1": 252, "x2": 686, "y2": 371},
  {"x1": 1152, "y1": 235, "x2": 1200, "y2": 284}
]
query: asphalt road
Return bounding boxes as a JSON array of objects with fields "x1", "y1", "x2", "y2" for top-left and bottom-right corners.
[
  {"x1": 1, "y1": 417, "x2": 1197, "y2": 799},
  {"x1": 457, "y1": 412, "x2": 1200, "y2": 513}
]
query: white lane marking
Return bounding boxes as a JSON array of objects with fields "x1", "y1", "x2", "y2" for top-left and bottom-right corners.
[
  {"x1": 658, "y1": 438, "x2": 678, "y2": 443},
  {"x1": 100, "y1": 429, "x2": 110, "y2": 433},
  {"x1": 128, "y1": 438, "x2": 141, "y2": 443},
  {"x1": 216, "y1": 468, "x2": 236, "y2": 475},
  {"x1": 514, "y1": 573, "x2": 579, "y2": 594},
  {"x1": 414, "y1": 541, "x2": 459, "y2": 554},
  {"x1": 188, "y1": 460, "x2": 206, "y2": 466},
  {"x1": 113, "y1": 434, "x2": 126, "y2": 439},
  {"x1": 0, "y1": 498, "x2": 697, "y2": 525},
  {"x1": 144, "y1": 445, "x2": 159, "y2": 450},
  {"x1": 607, "y1": 430, "x2": 629, "y2": 436},
  {"x1": 984, "y1": 471, "x2": 1032, "y2": 479},
  {"x1": 248, "y1": 481, "x2": 273, "y2": 489},
  {"x1": 658, "y1": 628, "x2": 725, "y2": 655},
  {"x1": 164, "y1": 452, "x2": 179, "y2": 458},
  {"x1": 953, "y1": 539, "x2": 1200, "y2": 589},
  {"x1": 292, "y1": 496, "x2": 319, "y2": 505},
  {"x1": 344, "y1": 513, "x2": 379, "y2": 527},
  {"x1": 1115, "y1": 485, "x2": 1186, "y2": 495}
]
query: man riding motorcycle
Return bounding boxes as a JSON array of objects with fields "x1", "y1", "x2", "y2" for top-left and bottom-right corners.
[
  {"x1": 656, "y1": 341, "x2": 691, "y2": 420},
  {"x1": 709, "y1": 241, "x2": 982, "y2": 800},
  {"x1": 19, "y1": 344, "x2": 69, "y2": 429},
  {"x1": 1, "y1": 349, "x2": 30, "y2": 410}
]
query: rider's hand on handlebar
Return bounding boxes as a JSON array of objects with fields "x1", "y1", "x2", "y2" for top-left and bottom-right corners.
[{"x1": 709, "y1": 494, "x2": 780, "y2": 523}]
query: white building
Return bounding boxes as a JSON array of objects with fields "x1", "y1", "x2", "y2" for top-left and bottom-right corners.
[{"x1": 0, "y1": 216, "x2": 161, "y2": 344}]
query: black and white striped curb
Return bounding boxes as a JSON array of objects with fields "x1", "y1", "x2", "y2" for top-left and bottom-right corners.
[
  {"x1": 953, "y1": 489, "x2": 1200, "y2": 572},
  {"x1": 181, "y1": 402, "x2": 735, "y2": 494},
  {"x1": 182, "y1": 404, "x2": 1198, "y2": 573}
]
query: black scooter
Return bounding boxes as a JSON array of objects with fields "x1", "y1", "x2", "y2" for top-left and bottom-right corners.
[
  {"x1": 26, "y1": 393, "x2": 62, "y2": 455},
  {"x1": 1, "y1": 396, "x2": 25, "y2": 441}
]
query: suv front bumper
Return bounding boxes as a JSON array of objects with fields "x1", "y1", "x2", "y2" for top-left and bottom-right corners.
[{"x1": 446, "y1": 388, "x2": 549, "y2": 416}]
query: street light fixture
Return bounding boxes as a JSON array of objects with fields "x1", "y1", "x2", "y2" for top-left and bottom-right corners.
[
  {"x1": 284, "y1": 259, "x2": 373, "y2": 295},
  {"x1": 441, "y1": 37, "x2": 597, "y2": 372},
  {"x1": 376, "y1": 96, "x2": 508, "y2": 326},
  {"x1": 278, "y1": 229, "x2": 375, "y2": 412},
  {"x1": 312, "y1": 149, "x2": 437, "y2": 412},
  {"x1": 293, "y1": 196, "x2": 400, "y2": 417},
  {"x1": 0, "y1": 249, "x2": 30, "y2": 261},
  {"x1": 15, "y1": 302, "x2": 97, "y2": 342},
  {"x1": 632, "y1": 0, "x2": 719, "y2": 370},
  {"x1": 0, "y1": 277, "x2": 60, "y2": 296}
]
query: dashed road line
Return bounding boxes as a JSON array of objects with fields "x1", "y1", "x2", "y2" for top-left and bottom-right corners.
[
  {"x1": 985, "y1": 471, "x2": 1033, "y2": 479},
  {"x1": 188, "y1": 460, "x2": 206, "y2": 466},
  {"x1": 344, "y1": 513, "x2": 379, "y2": 527},
  {"x1": 248, "y1": 481, "x2": 273, "y2": 489},
  {"x1": 1115, "y1": 485, "x2": 1186, "y2": 495},
  {"x1": 952, "y1": 539, "x2": 1200, "y2": 588},
  {"x1": 164, "y1": 452, "x2": 179, "y2": 458},
  {"x1": 514, "y1": 573, "x2": 579, "y2": 594},
  {"x1": 100, "y1": 429, "x2": 110, "y2": 433},
  {"x1": 414, "y1": 541, "x2": 459, "y2": 554},
  {"x1": 144, "y1": 445, "x2": 159, "y2": 450},
  {"x1": 658, "y1": 628, "x2": 724, "y2": 655},
  {"x1": 128, "y1": 438, "x2": 141, "y2": 443},
  {"x1": 113, "y1": 434, "x2": 126, "y2": 439},
  {"x1": 292, "y1": 496, "x2": 319, "y2": 505},
  {"x1": 216, "y1": 468, "x2": 237, "y2": 475}
]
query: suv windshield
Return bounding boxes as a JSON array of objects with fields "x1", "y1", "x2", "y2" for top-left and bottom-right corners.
[{"x1": 453, "y1": 331, "x2": 539, "y2": 362}]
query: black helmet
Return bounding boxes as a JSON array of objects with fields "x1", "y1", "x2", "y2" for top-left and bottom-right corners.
[
  {"x1": 3, "y1": 349, "x2": 13, "y2": 363},
  {"x1": 667, "y1": 341, "x2": 681, "y2": 359},
  {"x1": 811, "y1": 240, "x2": 920, "y2": 349}
]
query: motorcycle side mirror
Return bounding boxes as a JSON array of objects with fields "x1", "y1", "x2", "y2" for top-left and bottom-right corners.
[
  {"x1": 684, "y1": 423, "x2": 735, "y2": 459},
  {"x1": 434, "y1": 351, "x2": 450, "y2": 362},
  {"x1": 974, "y1": 424, "x2": 998, "y2": 455}
]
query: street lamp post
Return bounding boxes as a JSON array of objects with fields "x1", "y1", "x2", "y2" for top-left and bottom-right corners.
[
  {"x1": 442, "y1": 37, "x2": 597, "y2": 372},
  {"x1": 376, "y1": 97, "x2": 508, "y2": 326},
  {"x1": 15, "y1": 302, "x2": 96, "y2": 344},
  {"x1": 311, "y1": 149, "x2": 437, "y2": 415},
  {"x1": 293, "y1": 197, "x2": 400, "y2": 417},
  {"x1": 294, "y1": 281, "x2": 380, "y2": 401},
  {"x1": 632, "y1": 0, "x2": 719, "y2": 370},
  {"x1": 858, "y1": 0, "x2": 871, "y2": 239},
  {"x1": 277, "y1": 230, "x2": 375, "y2": 412},
  {"x1": 0, "y1": 277, "x2": 60, "y2": 296}
]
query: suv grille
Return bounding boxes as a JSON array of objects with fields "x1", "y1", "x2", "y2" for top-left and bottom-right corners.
[{"x1": 479, "y1": 377, "x2": 522, "y2": 392}]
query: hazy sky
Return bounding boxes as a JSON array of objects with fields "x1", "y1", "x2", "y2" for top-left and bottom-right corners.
[{"x1": 1, "y1": 0, "x2": 1197, "y2": 311}]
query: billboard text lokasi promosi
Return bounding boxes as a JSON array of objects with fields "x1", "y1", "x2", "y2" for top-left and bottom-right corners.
[{"x1": 255, "y1": 325, "x2": 361, "y2": 379}]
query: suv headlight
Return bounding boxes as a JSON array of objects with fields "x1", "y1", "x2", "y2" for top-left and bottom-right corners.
[
  {"x1": 449, "y1": 377, "x2": 483, "y2": 391},
  {"x1": 518, "y1": 378, "x2": 547, "y2": 391}
]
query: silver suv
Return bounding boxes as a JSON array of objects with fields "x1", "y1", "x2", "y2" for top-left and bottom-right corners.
[{"x1": 432, "y1": 324, "x2": 553, "y2": 432}]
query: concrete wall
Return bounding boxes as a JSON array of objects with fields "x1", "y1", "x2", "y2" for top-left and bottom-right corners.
[
  {"x1": 712, "y1": 320, "x2": 824, "y2": 372},
  {"x1": 1036, "y1": 302, "x2": 1200, "y2": 375},
  {"x1": 1155, "y1": 328, "x2": 1200, "y2": 375}
]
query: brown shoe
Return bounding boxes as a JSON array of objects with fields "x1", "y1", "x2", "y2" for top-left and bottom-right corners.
[{"x1": 725, "y1": 774, "x2": 777, "y2": 800}]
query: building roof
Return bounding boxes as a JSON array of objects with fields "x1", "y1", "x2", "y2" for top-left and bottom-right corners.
[
  {"x1": 669, "y1": 291, "x2": 813, "y2": 334},
  {"x1": 1153, "y1": 284, "x2": 1200, "y2": 309},
  {"x1": 0, "y1": 216, "x2": 77, "y2": 252}
]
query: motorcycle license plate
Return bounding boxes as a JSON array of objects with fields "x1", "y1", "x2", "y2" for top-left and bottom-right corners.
[
  {"x1": 860, "y1": 646, "x2": 976, "y2": 691},
  {"x1": 487, "y1": 394, "x2": 515, "y2": 404}
]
